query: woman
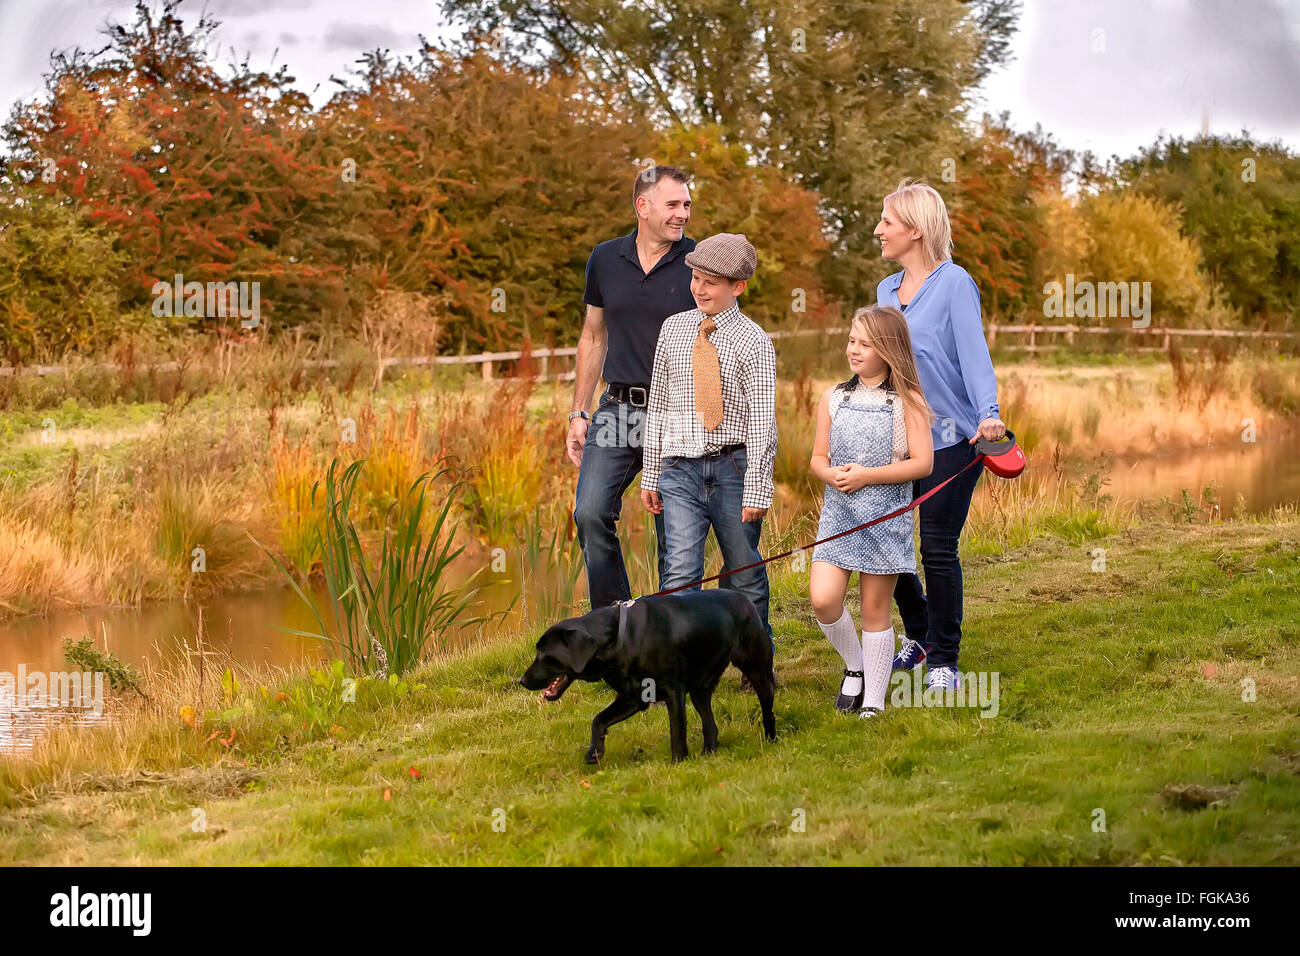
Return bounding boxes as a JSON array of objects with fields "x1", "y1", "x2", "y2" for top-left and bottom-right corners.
[{"x1": 874, "y1": 179, "x2": 1005, "y2": 691}]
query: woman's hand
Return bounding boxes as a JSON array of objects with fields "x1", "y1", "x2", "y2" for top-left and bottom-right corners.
[
  {"x1": 969, "y1": 416, "x2": 1007, "y2": 443},
  {"x1": 830, "y1": 463, "x2": 871, "y2": 494}
]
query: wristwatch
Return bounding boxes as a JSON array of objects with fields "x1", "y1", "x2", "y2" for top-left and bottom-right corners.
[{"x1": 568, "y1": 410, "x2": 590, "y2": 423}]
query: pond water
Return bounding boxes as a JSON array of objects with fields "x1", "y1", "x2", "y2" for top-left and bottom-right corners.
[
  {"x1": 1073, "y1": 428, "x2": 1300, "y2": 516},
  {"x1": 3, "y1": 428, "x2": 1297, "y2": 754}
]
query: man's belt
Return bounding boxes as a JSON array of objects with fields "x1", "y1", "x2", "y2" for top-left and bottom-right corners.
[{"x1": 607, "y1": 382, "x2": 650, "y2": 407}]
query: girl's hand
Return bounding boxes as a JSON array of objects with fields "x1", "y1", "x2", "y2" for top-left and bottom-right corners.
[{"x1": 830, "y1": 463, "x2": 871, "y2": 494}]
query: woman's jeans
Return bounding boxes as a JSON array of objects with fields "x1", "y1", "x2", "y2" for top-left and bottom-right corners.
[
  {"x1": 657, "y1": 446, "x2": 774, "y2": 651},
  {"x1": 893, "y1": 440, "x2": 983, "y2": 670},
  {"x1": 573, "y1": 393, "x2": 667, "y2": 610}
]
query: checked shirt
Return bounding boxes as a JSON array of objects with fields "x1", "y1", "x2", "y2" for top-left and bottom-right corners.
[{"x1": 641, "y1": 302, "x2": 778, "y2": 510}]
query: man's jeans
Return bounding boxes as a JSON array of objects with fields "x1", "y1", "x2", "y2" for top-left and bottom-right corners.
[
  {"x1": 573, "y1": 393, "x2": 667, "y2": 610},
  {"x1": 657, "y1": 446, "x2": 773, "y2": 650},
  {"x1": 893, "y1": 440, "x2": 983, "y2": 670}
]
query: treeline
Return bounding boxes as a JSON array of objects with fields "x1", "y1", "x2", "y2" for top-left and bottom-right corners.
[{"x1": 0, "y1": 0, "x2": 1296, "y2": 364}]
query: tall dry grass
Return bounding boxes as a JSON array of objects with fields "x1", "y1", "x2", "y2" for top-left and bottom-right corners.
[
  {"x1": 153, "y1": 477, "x2": 264, "y2": 599},
  {"x1": 3, "y1": 343, "x2": 1296, "y2": 625},
  {"x1": 0, "y1": 515, "x2": 102, "y2": 616},
  {"x1": 996, "y1": 353, "x2": 1299, "y2": 458},
  {"x1": 266, "y1": 431, "x2": 324, "y2": 578},
  {"x1": 963, "y1": 445, "x2": 1136, "y2": 557},
  {"x1": 436, "y1": 377, "x2": 550, "y2": 547}
]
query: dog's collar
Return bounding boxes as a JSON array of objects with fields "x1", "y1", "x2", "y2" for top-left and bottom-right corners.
[{"x1": 616, "y1": 598, "x2": 636, "y2": 643}]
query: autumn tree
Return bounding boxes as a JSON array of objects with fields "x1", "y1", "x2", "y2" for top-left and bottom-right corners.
[
  {"x1": 0, "y1": 185, "x2": 128, "y2": 361},
  {"x1": 3, "y1": 0, "x2": 357, "y2": 341},
  {"x1": 439, "y1": 0, "x2": 1020, "y2": 301},
  {"x1": 945, "y1": 117, "x2": 1067, "y2": 320},
  {"x1": 653, "y1": 125, "x2": 830, "y2": 326},
  {"x1": 1117, "y1": 134, "x2": 1300, "y2": 325},
  {"x1": 315, "y1": 44, "x2": 653, "y2": 351}
]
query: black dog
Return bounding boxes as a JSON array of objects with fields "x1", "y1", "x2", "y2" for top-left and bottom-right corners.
[{"x1": 519, "y1": 589, "x2": 776, "y2": 763}]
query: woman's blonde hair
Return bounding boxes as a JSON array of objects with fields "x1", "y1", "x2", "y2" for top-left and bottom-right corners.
[
  {"x1": 845, "y1": 305, "x2": 932, "y2": 425},
  {"x1": 882, "y1": 178, "x2": 952, "y2": 265}
]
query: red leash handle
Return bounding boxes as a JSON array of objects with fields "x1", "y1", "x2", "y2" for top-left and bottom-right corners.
[{"x1": 648, "y1": 453, "x2": 986, "y2": 598}]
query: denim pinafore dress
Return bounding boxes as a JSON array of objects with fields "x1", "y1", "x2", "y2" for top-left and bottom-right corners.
[{"x1": 810, "y1": 377, "x2": 915, "y2": 575}]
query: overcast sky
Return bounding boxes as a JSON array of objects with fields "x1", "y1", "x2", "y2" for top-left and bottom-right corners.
[{"x1": 1, "y1": 0, "x2": 1297, "y2": 162}]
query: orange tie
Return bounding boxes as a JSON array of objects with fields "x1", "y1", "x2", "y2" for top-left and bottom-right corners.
[{"x1": 693, "y1": 316, "x2": 724, "y2": 430}]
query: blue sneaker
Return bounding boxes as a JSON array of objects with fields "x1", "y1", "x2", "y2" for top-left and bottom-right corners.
[
  {"x1": 925, "y1": 666, "x2": 960, "y2": 691},
  {"x1": 892, "y1": 637, "x2": 929, "y2": 671}
]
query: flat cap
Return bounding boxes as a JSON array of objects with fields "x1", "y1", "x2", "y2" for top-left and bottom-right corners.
[{"x1": 684, "y1": 232, "x2": 758, "y2": 281}]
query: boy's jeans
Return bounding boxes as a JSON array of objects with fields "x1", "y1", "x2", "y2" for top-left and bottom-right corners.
[{"x1": 656, "y1": 446, "x2": 774, "y2": 651}]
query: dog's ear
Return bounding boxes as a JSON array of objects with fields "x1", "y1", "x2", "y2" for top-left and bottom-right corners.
[
  {"x1": 564, "y1": 626, "x2": 600, "y2": 673},
  {"x1": 539, "y1": 624, "x2": 599, "y2": 673}
]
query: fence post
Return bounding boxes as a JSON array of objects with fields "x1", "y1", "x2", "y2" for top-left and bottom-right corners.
[{"x1": 482, "y1": 360, "x2": 493, "y2": 381}]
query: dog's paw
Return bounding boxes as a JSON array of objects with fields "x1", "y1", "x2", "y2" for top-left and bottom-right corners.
[{"x1": 584, "y1": 748, "x2": 603, "y2": 765}]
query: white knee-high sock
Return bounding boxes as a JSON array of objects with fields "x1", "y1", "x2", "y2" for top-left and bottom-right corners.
[
  {"x1": 817, "y1": 607, "x2": 862, "y2": 695},
  {"x1": 861, "y1": 627, "x2": 894, "y2": 712}
]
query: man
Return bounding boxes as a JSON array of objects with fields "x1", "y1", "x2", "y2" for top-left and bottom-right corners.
[
  {"x1": 639, "y1": 233, "x2": 779, "y2": 673},
  {"x1": 568, "y1": 166, "x2": 696, "y2": 610}
]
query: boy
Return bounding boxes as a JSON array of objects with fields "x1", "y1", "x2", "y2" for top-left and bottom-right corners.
[{"x1": 639, "y1": 232, "x2": 779, "y2": 675}]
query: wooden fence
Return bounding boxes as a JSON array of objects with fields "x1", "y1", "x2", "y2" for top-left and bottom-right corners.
[
  {"x1": 984, "y1": 323, "x2": 1299, "y2": 354},
  {"x1": 1, "y1": 324, "x2": 1295, "y2": 381}
]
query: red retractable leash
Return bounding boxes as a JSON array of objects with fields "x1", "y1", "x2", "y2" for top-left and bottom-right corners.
[{"x1": 646, "y1": 429, "x2": 1026, "y2": 598}]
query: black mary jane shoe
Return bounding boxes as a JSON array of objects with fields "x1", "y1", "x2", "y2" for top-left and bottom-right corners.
[{"x1": 836, "y1": 669, "x2": 865, "y2": 712}]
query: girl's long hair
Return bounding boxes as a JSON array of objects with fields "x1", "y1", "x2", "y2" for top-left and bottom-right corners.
[{"x1": 839, "y1": 305, "x2": 932, "y2": 425}]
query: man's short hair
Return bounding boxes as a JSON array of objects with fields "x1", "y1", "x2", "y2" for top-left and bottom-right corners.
[{"x1": 633, "y1": 165, "x2": 691, "y2": 206}]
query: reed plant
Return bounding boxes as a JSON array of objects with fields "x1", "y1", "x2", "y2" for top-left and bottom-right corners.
[
  {"x1": 515, "y1": 503, "x2": 583, "y2": 625},
  {"x1": 0, "y1": 514, "x2": 100, "y2": 615},
  {"x1": 257, "y1": 456, "x2": 490, "y2": 676}
]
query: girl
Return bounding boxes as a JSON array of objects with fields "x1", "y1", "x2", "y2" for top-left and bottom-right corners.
[{"x1": 808, "y1": 305, "x2": 934, "y2": 717}]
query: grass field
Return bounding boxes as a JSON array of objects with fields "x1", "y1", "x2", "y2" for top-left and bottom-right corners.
[{"x1": 2, "y1": 511, "x2": 1297, "y2": 865}]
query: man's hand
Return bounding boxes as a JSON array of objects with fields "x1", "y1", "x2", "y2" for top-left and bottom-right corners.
[
  {"x1": 566, "y1": 416, "x2": 589, "y2": 467},
  {"x1": 742, "y1": 506, "x2": 768, "y2": 523},
  {"x1": 640, "y1": 488, "x2": 662, "y2": 514},
  {"x1": 830, "y1": 463, "x2": 871, "y2": 494},
  {"x1": 969, "y1": 416, "x2": 1007, "y2": 444}
]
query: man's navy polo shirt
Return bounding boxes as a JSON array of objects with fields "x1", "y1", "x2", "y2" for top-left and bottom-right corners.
[{"x1": 583, "y1": 227, "x2": 697, "y2": 386}]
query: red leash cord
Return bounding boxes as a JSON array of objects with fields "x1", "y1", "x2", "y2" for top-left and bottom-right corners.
[{"x1": 647, "y1": 453, "x2": 987, "y2": 598}]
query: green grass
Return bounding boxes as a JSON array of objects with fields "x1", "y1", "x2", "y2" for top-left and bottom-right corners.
[{"x1": 1, "y1": 515, "x2": 1297, "y2": 865}]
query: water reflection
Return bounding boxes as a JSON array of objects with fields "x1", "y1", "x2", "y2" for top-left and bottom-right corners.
[{"x1": 1, "y1": 672, "x2": 108, "y2": 755}]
